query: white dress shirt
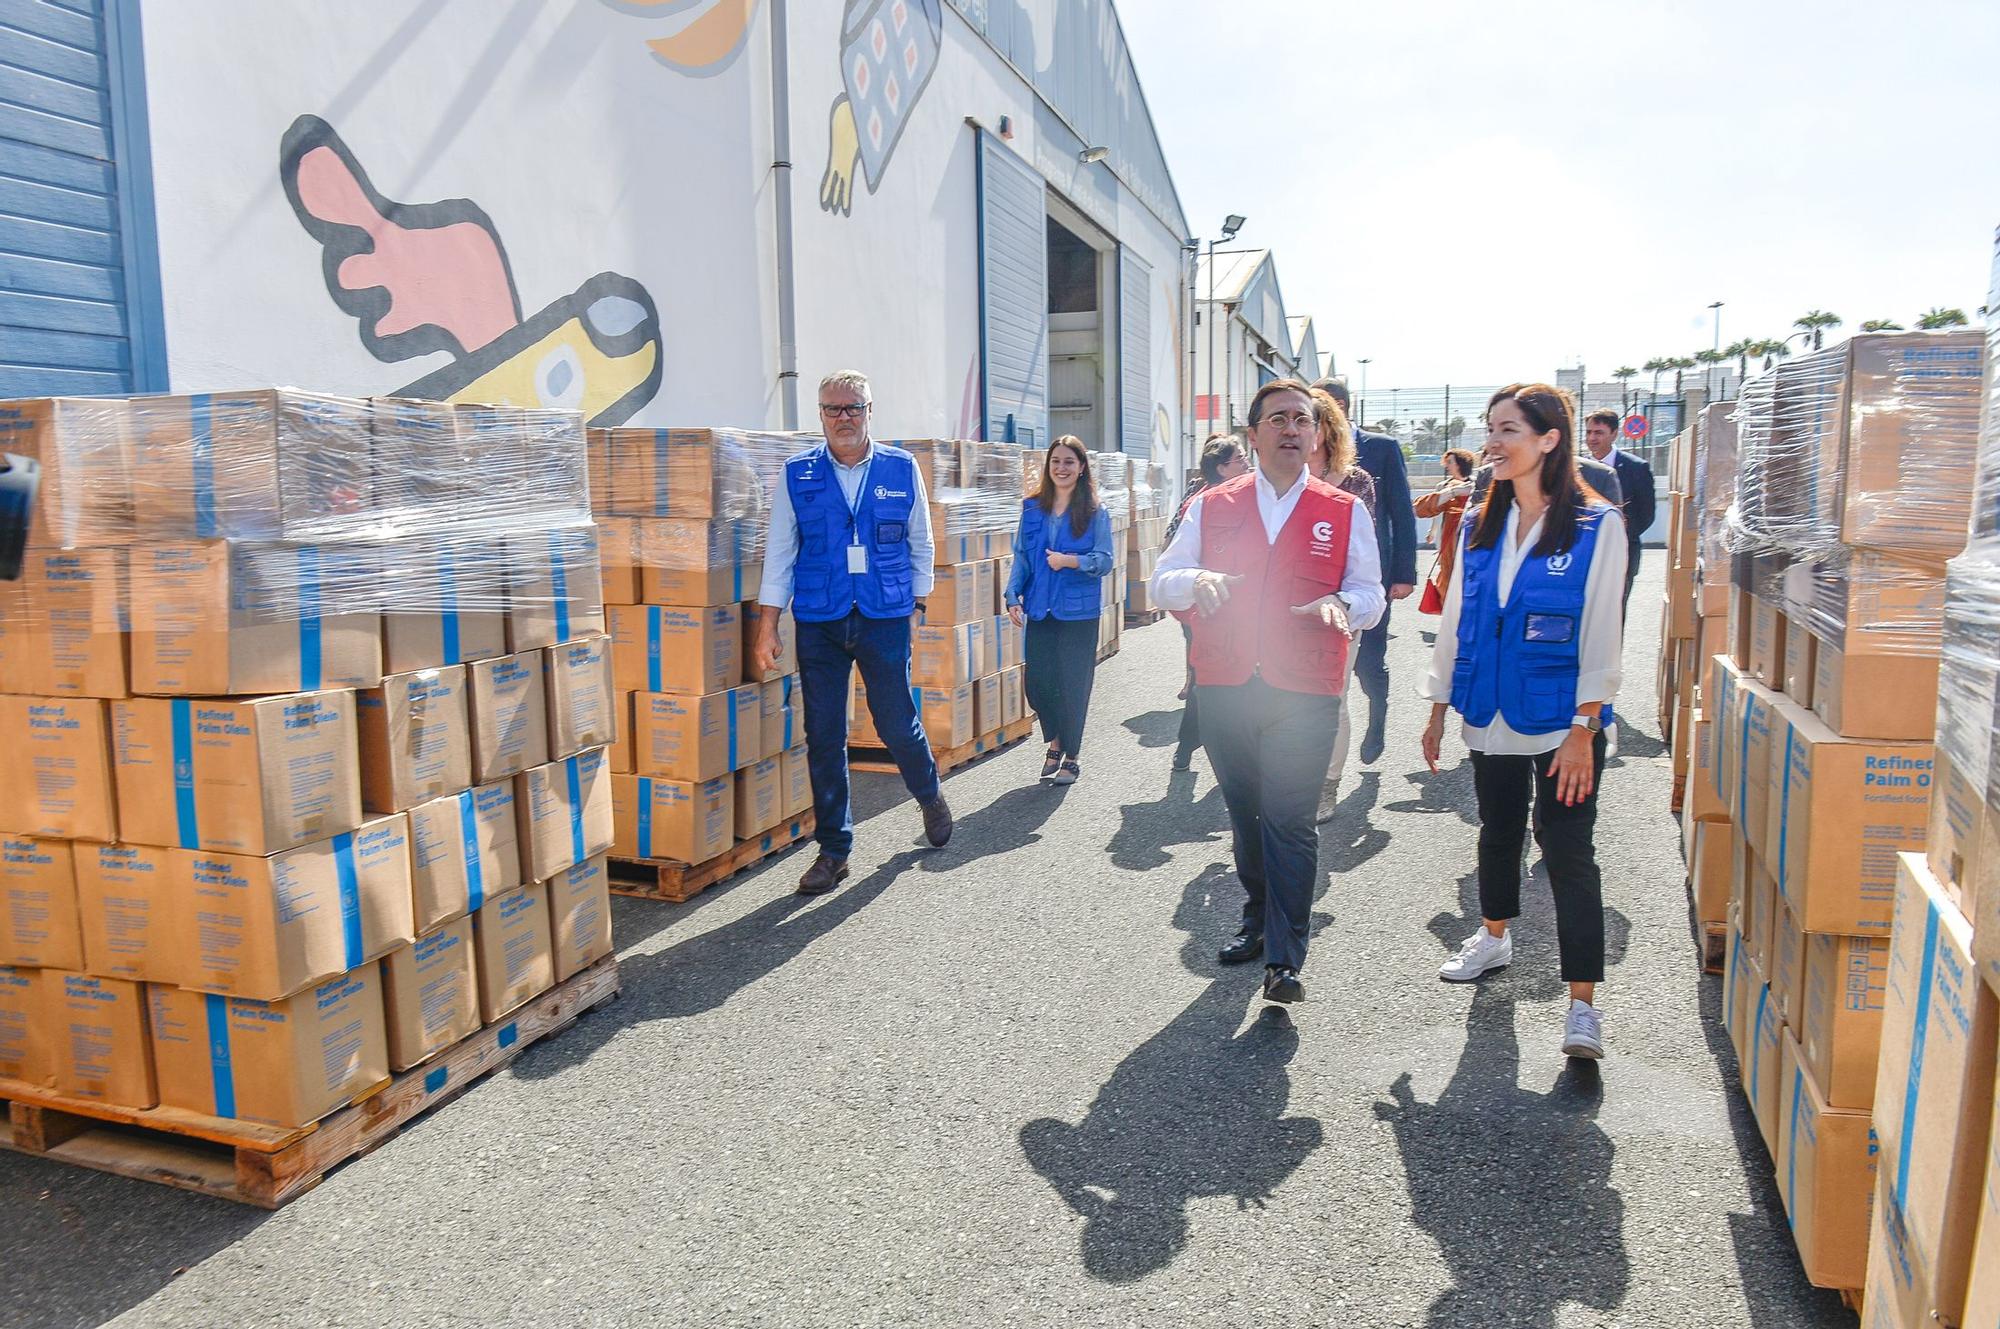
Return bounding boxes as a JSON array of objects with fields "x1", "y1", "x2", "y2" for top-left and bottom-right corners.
[
  {"x1": 757, "y1": 441, "x2": 936, "y2": 609},
  {"x1": 1419, "y1": 503, "x2": 1628, "y2": 755},
  {"x1": 1150, "y1": 466, "x2": 1387, "y2": 632}
]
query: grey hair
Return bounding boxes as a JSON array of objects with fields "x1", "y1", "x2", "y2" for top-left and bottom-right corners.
[{"x1": 818, "y1": 370, "x2": 872, "y2": 404}]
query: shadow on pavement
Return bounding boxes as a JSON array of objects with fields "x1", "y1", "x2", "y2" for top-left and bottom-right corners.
[
  {"x1": 1120, "y1": 707, "x2": 1184, "y2": 750},
  {"x1": 1382, "y1": 761, "x2": 1482, "y2": 826},
  {"x1": 1, "y1": 1155, "x2": 265, "y2": 1329},
  {"x1": 1106, "y1": 769, "x2": 1228, "y2": 871},
  {"x1": 1019, "y1": 866, "x2": 1323, "y2": 1283},
  {"x1": 1374, "y1": 982, "x2": 1632, "y2": 1327}
]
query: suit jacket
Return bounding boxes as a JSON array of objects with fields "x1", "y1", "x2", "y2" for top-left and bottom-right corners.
[
  {"x1": 1609, "y1": 448, "x2": 1656, "y2": 548},
  {"x1": 1353, "y1": 428, "x2": 1418, "y2": 587},
  {"x1": 1472, "y1": 452, "x2": 1622, "y2": 510}
]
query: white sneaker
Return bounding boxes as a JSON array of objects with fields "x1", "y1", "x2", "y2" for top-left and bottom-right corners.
[
  {"x1": 1563, "y1": 999, "x2": 1605, "y2": 1059},
  {"x1": 1439, "y1": 927, "x2": 1512, "y2": 982},
  {"x1": 1605, "y1": 722, "x2": 1619, "y2": 758}
]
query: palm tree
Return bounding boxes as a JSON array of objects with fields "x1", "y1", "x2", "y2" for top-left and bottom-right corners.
[
  {"x1": 1446, "y1": 417, "x2": 1468, "y2": 443},
  {"x1": 1794, "y1": 310, "x2": 1842, "y2": 349},
  {"x1": 1643, "y1": 357, "x2": 1670, "y2": 399},
  {"x1": 1670, "y1": 355, "x2": 1698, "y2": 395},
  {"x1": 1754, "y1": 338, "x2": 1792, "y2": 370},
  {"x1": 1694, "y1": 348, "x2": 1727, "y2": 398},
  {"x1": 1414, "y1": 417, "x2": 1443, "y2": 448},
  {"x1": 1725, "y1": 339, "x2": 1758, "y2": 380},
  {"x1": 1860, "y1": 319, "x2": 1904, "y2": 332},
  {"x1": 1612, "y1": 366, "x2": 1637, "y2": 412},
  {"x1": 1371, "y1": 418, "x2": 1401, "y2": 438},
  {"x1": 1917, "y1": 307, "x2": 1969, "y2": 330}
]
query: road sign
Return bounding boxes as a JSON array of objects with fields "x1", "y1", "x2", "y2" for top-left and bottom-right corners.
[{"x1": 1622, "y1": 414, "x2": 1649, "y2": 439}]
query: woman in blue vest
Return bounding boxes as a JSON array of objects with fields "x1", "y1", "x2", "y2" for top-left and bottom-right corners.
[
  {"x1": 1418, "y1": 383, "x2": 1627, "y2": 1061},
  {"x1": 1005, "y1": 436, "x2": 1115, "y2": 785}
]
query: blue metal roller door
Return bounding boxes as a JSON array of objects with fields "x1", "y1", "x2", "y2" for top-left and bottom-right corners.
[
  {"x1": 0, "y1": 0, "x2": 166, "y2": 397},
  {"x1": 977, "y1": 131, "x2": 1047, "y2": 448}
]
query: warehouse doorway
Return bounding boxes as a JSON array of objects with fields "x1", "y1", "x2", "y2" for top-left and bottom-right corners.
[{"x1": 1045, "y1": 196, "x2": 1115, "y2": 452}]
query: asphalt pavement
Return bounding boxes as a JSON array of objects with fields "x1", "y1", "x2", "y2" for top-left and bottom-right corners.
[{"x1": 1, "y1": 557, "x2": 1856, "y2": 1328}]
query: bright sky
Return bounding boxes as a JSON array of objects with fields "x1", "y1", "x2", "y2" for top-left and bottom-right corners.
[{"x1": 1119, "y1": 0, "x2": 2000, "y2": 388}]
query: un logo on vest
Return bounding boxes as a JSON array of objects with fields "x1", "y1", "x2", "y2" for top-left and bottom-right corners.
[
  {"x1": 1546, "y1": 552, "x2": 1574, "y2": 573},
  {"x1": 1312, "y1": 520, "x2": 1334, "y2": 542}
]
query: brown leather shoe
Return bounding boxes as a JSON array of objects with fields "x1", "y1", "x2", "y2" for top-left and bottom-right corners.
[
  {"x1": 920, "y1": 794, "x2": 953, "y2": 848},
  {"x1": 797, "y1": 854, "x2": 849, "y2": 895}
]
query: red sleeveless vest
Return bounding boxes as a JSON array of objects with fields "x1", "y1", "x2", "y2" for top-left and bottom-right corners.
[{"x1": 1186, "y1": 472, "x2": 1356, "y2": 695}]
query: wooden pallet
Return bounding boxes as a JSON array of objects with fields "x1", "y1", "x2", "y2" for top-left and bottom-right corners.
[
  {"x1": 609, "y1": 813, "x2": 816, "y2": 903},
  {"x1": 851, "y1": 717, "x2": 1035, "y2": 778},
  {"x1": 1096, "y1": 640, "x2": 1120, "y2": 663},
  {"x1": 1698, "y1": 921, "x2": 1726, "y2": 975},
  {"x1": 1123, "y1": 608, "x2": 1166, "y2": 628},
  {"x1": 0, "y1": 957, "x2": 620, "y2": 1208}
]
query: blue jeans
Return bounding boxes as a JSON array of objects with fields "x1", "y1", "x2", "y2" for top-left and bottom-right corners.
[
  {"x1": 797, "y1": 611, "x2": 941, "y2": 858},
  {"x1": 1196, "y1": 677, "x2": 1341, "y2": 971}
]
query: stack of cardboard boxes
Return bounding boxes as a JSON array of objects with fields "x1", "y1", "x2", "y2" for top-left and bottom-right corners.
[
  {"x1": 0, "y1": 391, "x2": 616, "y2": 1135},
  {"x1": 1698, "y1": 328, "x2": 1988, "y2": 1301},
  {"x1": 1671, "y1": 401, "x2": 1737, "y2": 954},
  {"x1": 1658, "y1": 401, "x2": 1710, "y2": 812},
  {"x1": 1122, "y1": 460, "x2": 1172, "y2": 625},
  {"x1": 591, "y1": 427, "x2": 815, "y2": 867},
  {"x1": 1090, "y1": 450, "x2": 1133, "y2": 660}
]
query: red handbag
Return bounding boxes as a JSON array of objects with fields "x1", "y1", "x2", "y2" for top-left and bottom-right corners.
[{"x1": 1418, "y1": 577, "x2": 1444, "y2": 615}]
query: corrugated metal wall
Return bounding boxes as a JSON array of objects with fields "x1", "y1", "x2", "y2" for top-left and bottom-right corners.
[
  {"x1": 1118, "y1": 247, "x2": 1148, "y2": 454},
  {"x1": 979, "y1": 131, "x2": 1048, "y2": 447}
]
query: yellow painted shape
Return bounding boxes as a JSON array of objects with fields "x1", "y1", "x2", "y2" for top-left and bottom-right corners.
[{"x1": 446, "y1": 317, "x2": 659, "y2": 422}]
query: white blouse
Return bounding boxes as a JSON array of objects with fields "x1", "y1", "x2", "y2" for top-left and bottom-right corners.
[{"x1": 1418, "y1": 503, "x2": 1628, "y2": 756}]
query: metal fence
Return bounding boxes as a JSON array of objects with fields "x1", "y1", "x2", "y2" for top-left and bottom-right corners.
[{"x1": 1356, "y1": 386, "x2": 1676, "y2": 487}]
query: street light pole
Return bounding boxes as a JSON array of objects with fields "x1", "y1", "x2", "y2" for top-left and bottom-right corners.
[
  {"x1": 1357, "y1": 358, "x2": 1371, "y2": 428},
  {"x1": 1203, "y1": 216, "x2": 1245, "y2": 436},
  {"x1": 1709, "y1": 300, "x2": 1724, "y2": 398}
]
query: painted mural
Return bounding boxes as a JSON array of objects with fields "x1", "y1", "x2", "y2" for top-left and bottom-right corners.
[
  {"x1": 599, "y1": 0, "x2": 764, "y2": 76},
  {"x1": 819, "y1": 0, "x2": 945, "y2": 216},
  {"x1": 279, "y1": 115, "x2": 663, "y2": 426}
]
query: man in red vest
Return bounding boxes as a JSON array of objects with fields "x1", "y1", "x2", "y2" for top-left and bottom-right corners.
[{"x1": 1150, "y1": 379, "x2": 1386, "y2": 1002}]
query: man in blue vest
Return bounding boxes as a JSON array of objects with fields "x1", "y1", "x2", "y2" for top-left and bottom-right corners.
[{"x1": 753, "y1": 371, "x2": 953, "y2": 894}]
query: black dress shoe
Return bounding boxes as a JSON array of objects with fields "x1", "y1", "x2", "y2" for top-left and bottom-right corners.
[
  {"x1": 1217, "y1": 931, "x2": 1263, "y2": 965},
  {"x1": 1170, "y1": 750, "x2": 1193, "y2": 772},
  {"x1": 1263, "y1": 966, "x2": 1304, "y2": 1004},
  {"x1": 921, "y1": 794, "x2": 953, "y2": 847},
  {"x1": 797, "y1": 854, "x2": 849, "y2": 895}
]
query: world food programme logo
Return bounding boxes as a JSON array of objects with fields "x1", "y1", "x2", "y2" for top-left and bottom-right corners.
[
  {"x1": 1546, "y1": 552, "x2": 1574, "y2": 573},
  {"x1": 1312, "y1": 521, "x2": 1335, "y2": 542},
  {"x1": 873, "y1": 484, "x2": 908, "y2": 500}
]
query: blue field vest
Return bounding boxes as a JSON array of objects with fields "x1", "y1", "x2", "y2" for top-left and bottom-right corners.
[
  {"x1": 1014, "y1": 499, "x2": 1108, "y2": 622},
  {"x1": 785, "y1": 444, "x2": 919, "y2": 622},
  {"x1": 1449, "y1": 504, "x2": 1616, "y2": 733}
]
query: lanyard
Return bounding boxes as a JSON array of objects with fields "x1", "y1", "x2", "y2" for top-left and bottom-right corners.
[{"x1": 837, "y1": 451, "x2": 873, "y2": 543}]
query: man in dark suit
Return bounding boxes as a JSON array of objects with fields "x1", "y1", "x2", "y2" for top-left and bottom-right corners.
[
  {"x1": 1584, "y1": 408, "x2": 1656, "y2": 619},
  {"x1": 1318, "y1": 379, "x2": 1414, "y2": 765}
]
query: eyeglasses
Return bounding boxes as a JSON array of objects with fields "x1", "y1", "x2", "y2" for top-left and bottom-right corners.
[
  {"x1": 1257, "y1": 412, "x2": 1315, "y2": 431},
  {"x1": 819, "y1": 403, "x2": 868, "y2": 419}
]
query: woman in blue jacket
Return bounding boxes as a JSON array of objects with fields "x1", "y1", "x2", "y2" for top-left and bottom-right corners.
[{"x1": 1006, "y1": 435, "x2": 1116, "y2": 785}]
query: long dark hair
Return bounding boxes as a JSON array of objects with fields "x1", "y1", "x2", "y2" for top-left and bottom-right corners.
[
  {"x1": 1467, "y1": 383, "x2": 1606, "y2": 557},
  {"x1": 1035, "y1": 435, "x2": 1097, "y2": 537}
]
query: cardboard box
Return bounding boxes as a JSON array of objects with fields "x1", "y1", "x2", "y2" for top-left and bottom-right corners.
[
  {"x1": 595, "y1": 515, "x2": 639, "y2": 603},
  {"x1": 1740, "y1": 682, "x2": 1778, "y2": 862},
  {"x1": 912, "y1": 622, "x2": 979, "y2": 688},
  {"x1": 1815, "y1": 638, "x2": 1940, "y2": 741},
  {"x1": 973, "y1": 674, "x2": 1003, "y2": 736},
  {"x1": 379, "y1": 538, "x2": 509, "y2": 674},
  {"x1": 780, "y1": 748, "x2": 811, "y2": 818},
  {"x1": 1746, "y1": 973, "x2": 1783, "y2": 1157},
  {"x1": 127, "y1": 542, "x2": 382, "y2": 696},
  {"x1": 1687, "y1": 714, "x2": 1726, "y2": 824},
  {"x1": 1801, "y1": 931, "x2": 1889, "y2": 1111},
  {"x1": 49, "y1": 971, "x2": 154, "y2": 1106},
  {"x1": 471, "y1": 883, "x2": 554, "y2": 1022},
  {"x1": 72, "y1": 842, "x2": 175, "y2": 984},
  {"x1": 0, "y1": 695, "x2": 118, "y2": 842},
  {"x1": 993, "y1": 555, "x2": 1014, "y2": 613},
  {"x1": 733, "y1": 757, "x2": 784, "y2": 839},
  {"x1": 406, "y1": 781, "x2": 522, "y2": 931},
  {"x1": 357, "y1": 666, "x2": 472, "y2": 813},
  {"x1": 917, "y1": 562, "x2": 990, "y2": 626},
  {"x1": 544, "y1": 635, "x2": 617, "y2": 759},
  {"x1": 636, "y1": 519, "x2": 760, "y2": 607},
  {"x1": 0, "y1": 395, "x2": 133, "y2": 547},
  {"x1": 1929, "y1": 747, "x2": 1987, "y2": 902},
  {"x1": 1001, "y1": 666, "x2": 1024, "y2": 725},
  {"x1": 1769, "y1": 894, "x2": 1807, "y2": 1030},
  {"x1": 741, "y1": 605, "x2": 795, "y2": 685},
  {"x1": 0, "y1": 581, "x2": 35, "y2": 694},
  {"x1": 1962, "y1": 1064, "x2": 2000, "y2": 1327},
  {"x1": 150, "y1": 968, "x2": 389, "y2": 1126},
  {"x1": 22, "y1": 547, "x2": 129, "y2": 698},
  {"x1": 611, "y1": 774, "x2": 732, "y2": 864},
  {"x1": 917, "y1": 683, "x2": 975, "y2": 750},
  {"x1": 171, "y1": 814, "x2": 413, "y2": 1001},
  {"x1": 985, "y1": 528, "x2": 1015, "y2": 562},
  {"x1": 1784, "y1": 628, "x2": 1818, "y2": 711},
  {"x1": 1750, "y1": 595, "x2": 1787, "y2": 687},
  {"x1": 505, "y1": 528, "x2": 606, "y2": 652},
  {"x1": 1689, "y1": 819, "x2": 1732, "y2": 929},
  {"x1": 0, "y1": 834, "x2": 80, "y2": 968},
  {"x1": 1869, "y1": 853, "x2": 1998, "y2": 1329},
  {"x1": 1776, "y1": 1031, "x2": 1876, "y2": 1289},
  {"x1": 1722, "y1": 917, "x2": 1751, "y2": 1062},
  {"x1": 515, "y1": 749, "x2": 614, "y2": 881},
  {"x1": 608, "y1": 603, "x2": 742, "y2": 696},
  {"x1": 991, "y1": 614, "x2": 1025, "y2": 677},
  {"x1": 379, "y1": 917, "x2": 479, "y2": 1071},
  {"x1": 113, "y1": 692, "x2": 360, "y2": 855},
  {"x1": 1770, "y1": 697, "x2": 1932, "y2": 937},
  {"x1": 547, "y1": 854, "x2": 612, "y2": 982},
  {"x1": 603, "y1": 427, "x2": 748, "y2": 518},
  {"x1": 631, "y1": 687, "x2": 759, "y2": 781},
  {"x1": 468, "y1": 650, "x2": 550, "y2": 783},
  {"x1": 0, "y1": 964, "x2": 51, "y2": 1084},
  {"x1": 761, "y1": 675, "x2": 799, "y2": 760},
  {"x1": 1972, "y1": 788, "x2": 2000, "y2": 995}
]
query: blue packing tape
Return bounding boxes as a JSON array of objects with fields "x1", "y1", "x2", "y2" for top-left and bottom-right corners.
[
  {"x1": 171, "y1": 698, "x2": 199, "y2": 849},
  {"x1": 1787, "y1": 1067, "x2": 1804, "y2": 1219},
  {"x1": 636, "y1": 776, "x2": 654, "y2": 860},
  {"x1": 550, "y1": 532, "x2": 572, "y2": 644},
  {"x1": 727, "y1": 696, "x2": 738, "y2": 770},
  {"x1": 651, "y1": 430, "x2": 671, "y2": 515},
  {"x1": 565, "y1": 756, "x2": 586, "y2": 865},
  {"x1": 459, "y1": 789, "x2": 485, "y2": 912},
  {"x1": 1737, "y1": 696, "x2": 1754, "y2": 824},
  {"x1": 203, "y1": 992, "x2": 236, "y2": 1117},
  {"x1": 297, "y1": 546, "x2": 323, "y2": 690},
  {"x1": 1897, "y1": 901, "x2": 1943, "y2": 1210},
  {"x1": 439, "y1": 553, "x2": 461, "y2": 663},
  {"x1": 191, "y1": 394, "x2": 216, "y2": 538},
  {"x1": 1777, "y1": 726, "x2": 1795, "y2": 895},
  {"x1": 647, "y1": 607, "x2": 663, "y2": 692},
  {"x1": 1751, "y1": 986, "x2": 1770, "y2": 1092},
  {"x1": 332, "y1": 831, "x2": 363, "y2": 967}
]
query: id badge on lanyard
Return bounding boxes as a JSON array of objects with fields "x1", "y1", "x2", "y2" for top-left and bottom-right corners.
[{"x1": 846, "y1": 456, "x2": 872, "y2": 575}]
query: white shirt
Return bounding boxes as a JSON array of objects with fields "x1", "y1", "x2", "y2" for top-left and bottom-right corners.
[
  {"x1": 757, "y1": 441, "x2": 936, "y2": 609},
  {"x1": 1150, "y1": 466, "x2": 1387, "y2": 632},
  {"x1": 1419, "y1": 503, "x2": 1628, "y2": 755}
]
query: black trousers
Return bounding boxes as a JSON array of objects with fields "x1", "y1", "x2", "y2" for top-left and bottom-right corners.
[
  {"x1": 1024, "y1": 616, "x2": 1099, "y2": 756},
  {"x1": 1355, "y1": 602, "x2": 1391, "y2": 726},
  {"x1": 1175, "y1": 624, "x2": 1200, "y2": 759},
  {"x1": 1468, "y1": 732, "x2": 1608, "y2": 983}
]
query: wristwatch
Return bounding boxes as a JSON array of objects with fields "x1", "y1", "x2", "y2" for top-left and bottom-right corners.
[{"x1": 1571, "y1": 713, "x2": 1602, "y2": 733}]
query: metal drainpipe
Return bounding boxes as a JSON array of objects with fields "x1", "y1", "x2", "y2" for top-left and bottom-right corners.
[{"x1": 770, "y1": 0, "x2": 800, "y2": 429}]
